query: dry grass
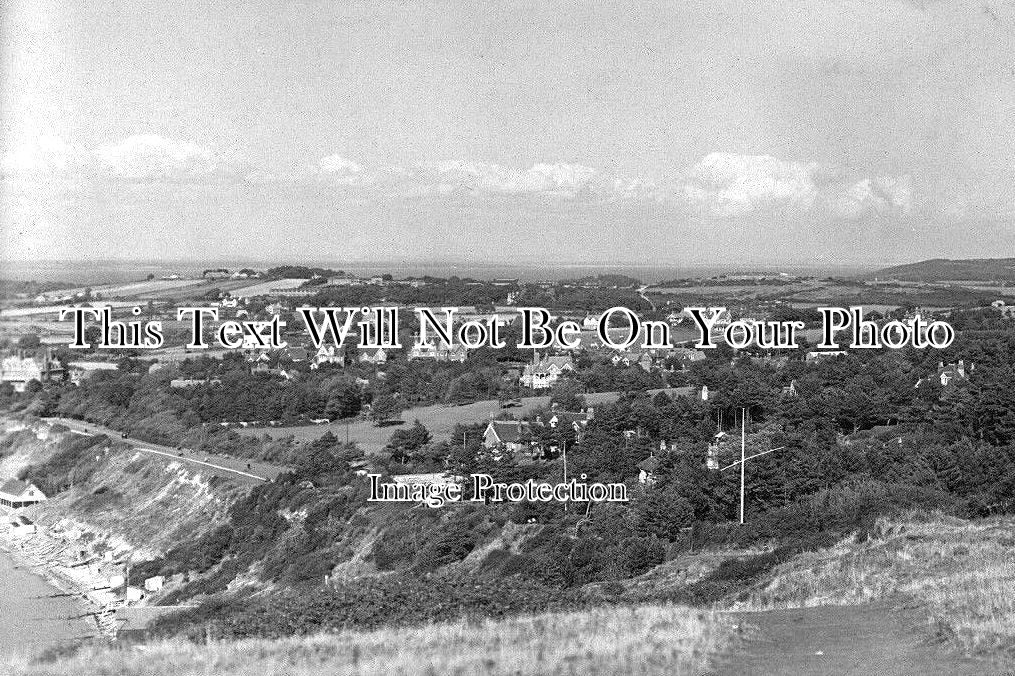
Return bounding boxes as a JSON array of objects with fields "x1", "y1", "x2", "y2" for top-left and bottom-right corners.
[
  {"x1": 732, "y1": 512, "x2": 1015, "y2": 654},
  {"x1": 5, "y1": 605, "x2": 732, "y2": 676}
]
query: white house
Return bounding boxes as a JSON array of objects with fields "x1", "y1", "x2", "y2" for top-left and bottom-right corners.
[
  {"x1": 0, "y1": 479, "x2": 47, "y2": 509},
  {"x1": 67, "y1": 361, "x2": 119, "y2": 386},
  {"x1": 520, "y1": 354, "x2": 575, "y2": 390},
  {"x1": 359, "y1": 348, "x2": 388, "y2": 365},
  {"x1": 0, "y1": 351, "x2": 64, "y2": 392},
  {"x1": 311, "y1": 345, "x2": 346, "y2": 369}
]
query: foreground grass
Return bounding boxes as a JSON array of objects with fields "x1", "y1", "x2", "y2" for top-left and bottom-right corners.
[
  {"x1": 733, "y1": 512, "x2": 1015, "y2": 655},
  {"x1": 6, "y1": 605, "x2": 731, "y2": 676}
]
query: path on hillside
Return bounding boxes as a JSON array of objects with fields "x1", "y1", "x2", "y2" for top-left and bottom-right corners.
[
  {"x1": 42, "y1": 417, "x2": 285, "y2": 485},
  {"x1": 710, "y1": 603, "x2": 1012, "y2": 676}
]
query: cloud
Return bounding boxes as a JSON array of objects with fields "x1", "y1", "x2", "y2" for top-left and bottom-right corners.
[
  {"x1": 316, "y1": 154, "x2": 363, "y2": 178},
  {"x1": 673, "y1": 153, "x2": 912, "y2": 219},
  {"x1": 94, "y1": 135, "x2": 227, "y2": 181},
  {"x1": 418, "y1": 160, "x2": 598, "y2": 195},
  {"x1": 1, "y1": 136, "x2": 91, "y2": 176},
  {"x1": 2, "y1": 137, "x2": 915, "y2": 220},
  {"x1": 3, "y1": 134, "x2": 249, "y2": 183}
]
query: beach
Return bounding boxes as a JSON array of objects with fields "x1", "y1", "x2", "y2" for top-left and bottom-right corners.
[{"x1": 0, "y1": 550, "x2": 96, "y2": 657}]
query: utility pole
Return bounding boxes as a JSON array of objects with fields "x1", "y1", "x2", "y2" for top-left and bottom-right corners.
[
  {"x1": 720, "y1": 412, "x2": 784, "y2": 525},
  {"x1": 562, "y1": 438, "x2": 568, "y2": 514},
  {"x1": 740, "y1": 407, "x2": 746, "y2": 524}
]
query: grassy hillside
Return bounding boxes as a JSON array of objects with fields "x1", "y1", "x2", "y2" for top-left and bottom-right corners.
[
  {"x1": 0, "y1": 423, "x2": 243, "y2": 558},
  {"x1": 733, "y1": 513, "x2": 1015, "y2": 655},
  {"x1": 868, "y1": 258, "x2": 1015, "y2": 282},
  {"x1": 6, "y1": 605, "x2": 731, "y2": 676}
]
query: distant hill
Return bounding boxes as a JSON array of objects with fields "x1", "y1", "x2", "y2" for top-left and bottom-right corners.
[{"x1": 868, "y1": 258, "x2": 1015, "y2": 282}]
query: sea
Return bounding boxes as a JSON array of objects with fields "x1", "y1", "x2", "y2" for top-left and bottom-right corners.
[
  {"x1": 0, "y1": 259, "x2": 869, "y2": 285},
  {"x1": 0, "y1": 551, "x2": 94, "y2": 656}
]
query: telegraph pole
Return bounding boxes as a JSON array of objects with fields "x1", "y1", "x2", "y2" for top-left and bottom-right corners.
[
  {"x1": 740, "y1": 408, "x2": 746, "y2": 524},
  {"x1": 562, "y1": 438, "x2": 568, "y2": 514},
  {"x1": 720, "y1": 413, "x2": 784, "y2": 526}
]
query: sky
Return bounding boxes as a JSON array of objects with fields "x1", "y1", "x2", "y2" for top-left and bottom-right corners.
[{"x1": 1, "y1": 0, "x2": 1014, "y2": 266}]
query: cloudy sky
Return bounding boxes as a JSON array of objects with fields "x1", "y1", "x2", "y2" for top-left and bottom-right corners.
[{"x1": 2, "y1": 0, "x2": 1014, "y2": 266}]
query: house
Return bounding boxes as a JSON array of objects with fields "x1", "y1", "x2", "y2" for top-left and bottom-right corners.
[
  {"x1": 671, "y1": 347, "x2": 706, "y2": 365},
  {"x1": 169, "y1": 378, "x2": 221, "y2": 388},
  {"x1": 284, "y1": 346, "x2": 309, "y2": 363},
  {"x1": 806, "y1": 350, "x2": 846, "y2": 361},
  {"x1": 547, "y1": 408, "x2": 594, "y2": 440},
  {"x1": 8, "y1": 514, "x2": 36, "y2": 536},
  {"x1": 916, "y1": 360, "x2": 972, "y2": 389},
  {"x1": 0, "y1": 351, "x2": 64, "y2": 392},
  {"x1": 520, "y1": 353, "x2": 575, "y2": 390},
  {"x1": 637, "y1": 455, "x2": 660, "y2": 485},
  {"x1": 359, "y1": 348, "x2": 388, "y2": 365},
  {"x1": 408, "y1": 338, "x2": 468, "y2": 362},
  {"x1": 706, "y1": 431, "x2": 729, "y2": 470},
  {"x1": 483, "y1": 420, "x2": 537, "y2": 453},
  {"x1": 311, "y1": 345, "x2": 346, "y2": 369},
  {"x1": 67, "y1": 361, "x2": 119, "y2": 385},
  {"x1": 0, "y1": 479, "x2": 47, "y2": 508}
]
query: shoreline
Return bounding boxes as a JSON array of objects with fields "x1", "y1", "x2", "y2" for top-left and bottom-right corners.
[
  {"x1": 0, "y1": 544, "x2": 100, "y2": 658},
  {"x1": 0, "y1": 514, "x2": 122, "y2": 646}
]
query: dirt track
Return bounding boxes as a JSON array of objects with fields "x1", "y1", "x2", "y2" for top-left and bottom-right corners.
[{"x1": 711, "y1": 603, "x2": 1013, "y2": 676}]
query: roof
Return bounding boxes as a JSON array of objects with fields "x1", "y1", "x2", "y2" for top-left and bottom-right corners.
[
  {"x1": 487, "y1": 420, "x2": 533, "y2": 443},
  {"x1": 549, "y1": 411, "x2": 591, "y2": 428},
  {"x1": 67, "y1": 361, "x2": 119, "y2": 371},
  {"x1": 637, "y1": 456, "x2": 660, "y2": 473},
  {"x1": 0, "y1": 479, "x2": 32, "y2": 497}
]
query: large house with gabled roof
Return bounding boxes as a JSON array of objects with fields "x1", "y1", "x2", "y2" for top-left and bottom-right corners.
[{"x1": 520, "y1": 353, "x2": 575, "y2": 390}]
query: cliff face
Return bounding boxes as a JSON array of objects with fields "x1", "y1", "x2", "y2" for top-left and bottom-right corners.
[{"x1": 0, "y1": 418, "x2": 245, "y2": 560}]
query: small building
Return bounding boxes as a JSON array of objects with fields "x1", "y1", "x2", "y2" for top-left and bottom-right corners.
[
  {"x1": 0, "y1": 479, "x2": 47, "y2": 508},
  {"x1": 547, "y1": 408, "x2": 594, "y2": 440},
  {"x1": 408, "y1": 339, "x2": 468, "y2": 362},
  {"x1": 638, "y1": 455, "x2": 660, "y2": 485},
  {"x1": 311, "y1": 345, "x2": 346, "y2": 369},
  {"x1": 8, "y1": 514, "x2": 36, "y2": 537},
  {"x1": 916, "y1": 360, "x2": 973, "y2": 389},
  {"x1": 169, "y1": 378, "x2": 220, "y2": 389},
  {"x1": 67, "y1": 361, "x2": 119, "y2": 385},
  {"x1": 806, "y1": 350, "x2": 846, "y2": 362},
  {"x1": 359, "y1": 348, "x2": 388, "y2": 365},
  {"x1": 483, "y1": 420, "x2": 537, "y2": 453},
  {"x1": 144, "y1": 575, "x2": 165, "y2": 593},
  {"x1": 671, "y1": 347, "x2": 707, "y2": 365}
]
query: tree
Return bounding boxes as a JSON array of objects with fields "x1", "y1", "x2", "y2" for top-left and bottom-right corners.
[
  {"x1": 370, "y1": 394, "x2": 402, "y2": 425},
  {"x1": 550, "y1": 379, "x2": 586, "y2": 411},
  {"x1": 325, "y1": 385, "x2": 361, "y2": 420},
  {"x1": 385, "y1": 420, "x2": 432, "y2": 463}
]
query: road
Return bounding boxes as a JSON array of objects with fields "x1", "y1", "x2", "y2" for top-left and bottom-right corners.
[
  {"x1": 233, "y1": 387, "x2": 696, "y2": 455},
  {"x1": 712, "y1": 603, "x2": 1013, "y2": 675},
  {"x1": 637, "y1": 284, "x2": 656, "y2": 312},
  {"x1": 44, "y1": 417, "x2": 285, "y2": 485}
]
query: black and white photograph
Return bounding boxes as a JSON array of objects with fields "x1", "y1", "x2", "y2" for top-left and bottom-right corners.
[{"x1": 1, "y1": 1, "x2": 1015, "y2": 673}]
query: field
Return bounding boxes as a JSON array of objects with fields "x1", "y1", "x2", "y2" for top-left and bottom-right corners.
[
  {"x1": 733, "y1": 513, "x2": 1015, "y2": 655},
  {"x1": 32, "y1": 279, "x2": 209, "y2": 302},
  {"x1": 237, "y1": 388, "x2": 694, "y2": 454},
  {"x1": 5, "y1": 605, "x2": 731, "y2": 675}
]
